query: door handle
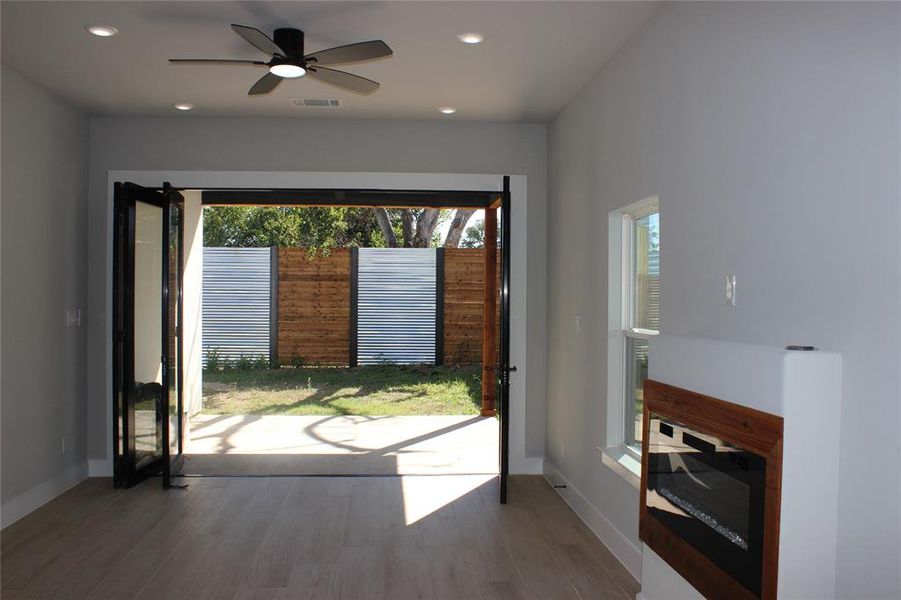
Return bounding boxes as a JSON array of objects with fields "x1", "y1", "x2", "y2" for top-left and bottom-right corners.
[{"x1": 506, "y1": 366, "x2": 518, "y2": 373}]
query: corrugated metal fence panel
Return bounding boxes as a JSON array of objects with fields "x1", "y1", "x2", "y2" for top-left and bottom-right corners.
[
  {"x1": 202, "y1": 247, "x2": 271, "y2": 365},
  {"x1": 357, "y1": 248, "x2": 436, "y2": 365}
]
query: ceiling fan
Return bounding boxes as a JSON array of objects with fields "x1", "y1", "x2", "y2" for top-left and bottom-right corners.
[{"x1": 169, "y1": 24, "x2": 392, "y2": 96}]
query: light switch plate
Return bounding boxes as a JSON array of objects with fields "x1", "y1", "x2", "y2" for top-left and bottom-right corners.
[{"x1": 725, "y1": 275, "x2": 737, "y2": 306}]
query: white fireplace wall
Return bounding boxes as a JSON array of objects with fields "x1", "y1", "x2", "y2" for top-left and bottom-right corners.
[
  {"x1": 647, "y1": 335, "x2": 843, "y2": 599},
  {"x1": 545, "y1": 2, "x2": 900, "y2": 598}
]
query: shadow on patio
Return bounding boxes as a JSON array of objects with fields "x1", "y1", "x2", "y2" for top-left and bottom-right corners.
[{"x1": 182, "y1": 414, "x2": 499, "y2": 476}]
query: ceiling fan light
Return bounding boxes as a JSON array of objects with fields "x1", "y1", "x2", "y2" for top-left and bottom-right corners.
[
  {"x1": 173, "y1": 103, "x2": 194, "y2": 111},
  {"x1": 439, "y1": 106, "x2": 457, "y2": 115},
  {"x1": 270, "y1": 64, "x2": 305, "y2": 78}
]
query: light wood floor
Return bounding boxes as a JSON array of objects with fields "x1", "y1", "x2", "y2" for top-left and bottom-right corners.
[{"x1": 1, "y1": 475, "x2": 638, "y2": 600}]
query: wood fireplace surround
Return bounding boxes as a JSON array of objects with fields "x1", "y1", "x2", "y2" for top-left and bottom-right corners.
[{"x1": 639, "y1": 379, "x2": 784, "y2": 600}]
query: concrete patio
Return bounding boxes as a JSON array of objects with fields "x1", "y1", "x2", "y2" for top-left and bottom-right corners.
[{"x1": 182, "y1": 414, "x2": 499, "y2": 476}]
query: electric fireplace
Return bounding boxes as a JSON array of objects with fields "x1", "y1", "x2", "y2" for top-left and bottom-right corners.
[{"x1": 640, "y1": 379, "x2": 784, "y2": 600}]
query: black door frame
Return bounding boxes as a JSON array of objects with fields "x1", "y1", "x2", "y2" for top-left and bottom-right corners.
[
  {"x1": 163, "y1": 183, "x2": 186, "y2": 487},
  {"x1": 499, "y1": 176, "x2": 512, "y2": 504},
  {"x1": 112, "y1": 182, "x2": 169, "y2": 488},
  {"x1": 112, "y1": 182, "x2": 184, "y2": 489}
]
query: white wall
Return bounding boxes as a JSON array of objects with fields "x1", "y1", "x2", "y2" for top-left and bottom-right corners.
[
  {"x1": 1, "y1": 65, "x2": 89, "y2": 524},
  {"x1": 85, "y1": 118, "x2": 547, "y2": 466},
  {"x1": 182, "y1": 191, "x2": 203, "y2": 419},
  {"x1": 545, "y1": 2, "x2": 900, "y2": 598}
]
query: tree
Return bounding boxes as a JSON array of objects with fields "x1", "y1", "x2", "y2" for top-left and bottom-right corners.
[
  {"x1": 460, "y1": 218, "x2": 485, "y2": 248},
  {"x1": 372, "y1": 208, "x2": 398, "y2": 247},
  {"x1": 204, "y1": 205, "x2": 476, "y2": 250},
  {"x1": 203, "y1": 206, "x2": 383, "y2": 253},
  {"x1": 373, "y1": 208, "x2": 475, "y2": 248},
  {"x1": 340, "y1": 208, "x2": 386, "y2": 248},
  {"x1": 443, "y1": 209, "x2": 476, "y2": 247}
]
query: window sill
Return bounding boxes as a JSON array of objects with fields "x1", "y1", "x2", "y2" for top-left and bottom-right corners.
[{"x1": 598, "y1": 445, "x2": 641, "y2": 489}]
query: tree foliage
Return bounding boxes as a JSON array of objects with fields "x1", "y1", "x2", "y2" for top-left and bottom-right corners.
[
  {"x1": 460, "y1": 219, "x2": 485, "y2": 248},
  {"x1": 203, "y1": 206, "x2": 477, "y2": 251},
  {"x1": 203, "y1": 206, "x2": 386, "y2": 253}
]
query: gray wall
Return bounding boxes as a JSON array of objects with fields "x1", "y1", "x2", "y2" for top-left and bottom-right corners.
[
  {"x1": 1, "y1": 65, "x2": 89, "y2": 504},
  {"x1": 86, "y1": 117, "x2": 547, "y2": 461},
  {"x1": 546, "y1": 2, "x2": 900, "y2": 598}
]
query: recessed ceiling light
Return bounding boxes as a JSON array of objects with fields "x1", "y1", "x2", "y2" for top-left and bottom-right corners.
[
  {"x1": 457, "y1": 32, "x2": 484, "y2": 44},
  {"x1": 173, "y1": 103, "x2": 194, "y2": 111},
  {"x1": 270, "y1": 64, "x2": 306, "y2": 78},
  {"x1": 85, "y1": 25, "x2": 118, "y2": 37},
  {"x1": 439, "y1": 106, "x2": 457, "y2": 115}
]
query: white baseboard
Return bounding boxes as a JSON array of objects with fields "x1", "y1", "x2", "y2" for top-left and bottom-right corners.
[
  {"x1": 1, "y1": 461, "x2": 89, "y2": 529},
  {"x1": 88, "y1": 458, "x2": 113, "y2": 477},
  {"x1": 543, "y1": 459, "x2": 642, "y2": 581},
  {"x1": 511, "y1": 455, "x2": 545, "y2": 475}
]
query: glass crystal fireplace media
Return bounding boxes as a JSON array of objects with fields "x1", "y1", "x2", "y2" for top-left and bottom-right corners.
[
  {"x1": 656, "y1": 487, "x2": 748, "y2": 550},
  {"x1": 645, "y1": 413, "x2": 767, "y2": 596}
]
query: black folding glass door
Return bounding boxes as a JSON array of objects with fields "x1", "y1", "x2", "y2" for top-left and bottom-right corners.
[
  {"x1": 113, "y1": 182, "x2": 184, "y2": 489},
  {"x1": 498, "y1": 176, "x2": 513, "y2": 504}
]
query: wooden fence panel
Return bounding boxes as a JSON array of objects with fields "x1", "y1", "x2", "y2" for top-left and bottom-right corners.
[
  {"x1": 276, "y1": 247, "x2": 493, "y2": 367},
  {"x1": 443, "y1": 248, "x2": 500, "y2": 365},
  {"x1": 277, "y1": 248, "x2": 351, "y2": 366}
]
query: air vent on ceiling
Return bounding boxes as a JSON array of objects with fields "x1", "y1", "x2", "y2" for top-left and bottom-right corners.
[{"x1": 291, "y1": 98, "x2": 342, "y2": 108}]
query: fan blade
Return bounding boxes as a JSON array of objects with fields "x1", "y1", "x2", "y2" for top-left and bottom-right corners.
[
  {"x1": 169, "y1": 59, "x2": 266, "y2": 66},
  {"x1": 231, "y1": 24, "x2": 285, "y2": 57},
  {"x1": 249, "y1": 72, "x2": 282, "y2": 95},
  {"x1": 305, "y1": 40, "x2": 392, "y2": 66},
  {"x1": 307, "y1": 67, "x2": 379, "y2": 94}
]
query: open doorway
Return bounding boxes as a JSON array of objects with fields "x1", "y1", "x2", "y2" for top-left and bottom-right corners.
[
  {"x1": 112, "y1": 182, "x2": 513, "y2": 500},
  {"x1": 190, "y1": 201, "x2": 501, "y2": 477}
]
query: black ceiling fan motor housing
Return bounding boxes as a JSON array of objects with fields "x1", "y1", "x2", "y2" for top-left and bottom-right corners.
[{"x1": 273, "y1": 28, "x2": 304, "y2": 59}]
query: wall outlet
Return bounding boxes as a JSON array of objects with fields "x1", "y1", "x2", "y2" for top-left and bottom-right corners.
[
  {"x1": 66, "y1": 309, "x2": 82, "y2": 327},
  {"x1": 573, "y1": 315, "x2": 582, "y2": 336}
]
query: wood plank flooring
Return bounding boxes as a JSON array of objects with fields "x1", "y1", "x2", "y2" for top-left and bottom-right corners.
[{"x1": 1, "y1": 475, "x2": 638, "y2": 600}]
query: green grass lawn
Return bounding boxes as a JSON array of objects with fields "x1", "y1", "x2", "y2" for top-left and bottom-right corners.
[{"x1": 201, "y1": 364, "x2": 482, "y2": 416}]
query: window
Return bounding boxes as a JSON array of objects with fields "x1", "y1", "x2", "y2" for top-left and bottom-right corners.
[
  {"x1": 603, "y1": 197, "x2": 659, "y2": 480},
  {"x1": 623, "y1": 210, "x2": 659, "y2": 448}
]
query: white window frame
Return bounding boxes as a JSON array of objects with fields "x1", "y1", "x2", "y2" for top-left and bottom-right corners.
[{"x1": 599, "y1": 196, "x2": 659, "y2": 486}]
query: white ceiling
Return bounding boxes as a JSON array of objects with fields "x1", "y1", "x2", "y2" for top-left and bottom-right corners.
[{"x1": 1, "y1": 1, "x2": 657, "y2": 122}]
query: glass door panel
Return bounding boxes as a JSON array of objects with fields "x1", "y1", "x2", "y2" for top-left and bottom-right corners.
[
  {"x1": 113, "y1": 181, "x2": 183, "y2": 489},
  {"x1": 132, "y1": 200, "x2": 165, "y2": 471},
  {"x1": 165, "y1": 190, "x2": 185, "y2": 480}
]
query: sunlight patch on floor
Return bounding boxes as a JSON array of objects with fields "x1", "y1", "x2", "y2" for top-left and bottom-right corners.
[{"x1": 401, "y1": 474, "x2": 496, "y2": 525}]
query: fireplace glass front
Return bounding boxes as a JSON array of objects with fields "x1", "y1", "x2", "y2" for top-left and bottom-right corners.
[{"x1": 645, "y1": 413, "x2": 766, "y2": 596}]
